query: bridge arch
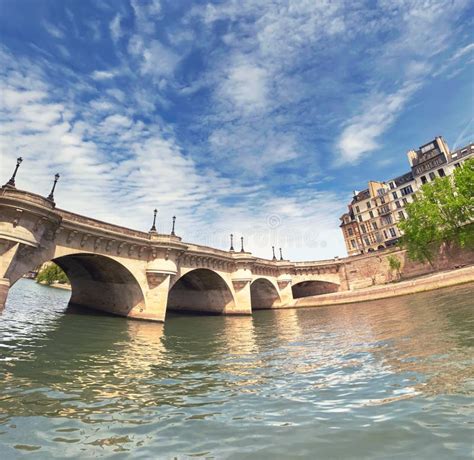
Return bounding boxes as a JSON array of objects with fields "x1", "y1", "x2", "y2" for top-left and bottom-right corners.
[
  {"x1": 168, "y1": 268, "x2": 235, "y2": 314},
  {"x1": 53, "y1": 253, "x2": 146, "y2": 316},
  {"x1": 250, "y1": 278, "x2": 281, "y2": 310},
  {"x1": 5, "y1": 251, "x2": 146, "y2": 317},
  {"x1": 291, "y1": 280, "x2": 340, "y2": 298}
]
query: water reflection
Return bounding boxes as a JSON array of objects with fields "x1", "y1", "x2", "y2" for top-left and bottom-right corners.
[{"x1": 0, "y1": 279, "x2": 473, "y2": 458}]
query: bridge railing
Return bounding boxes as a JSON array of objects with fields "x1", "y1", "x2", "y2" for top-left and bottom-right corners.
[{"x1": 57, "y1": 209, "x2": 153, "y2": 240}]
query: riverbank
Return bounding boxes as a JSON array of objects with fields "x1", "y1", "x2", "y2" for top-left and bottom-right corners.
[
  {"x1": 291, "y1": 265, "x2": 474, "y2": 309},
  {"x1": 37, "y1": 281, "x2": 71, "y2": 291}
]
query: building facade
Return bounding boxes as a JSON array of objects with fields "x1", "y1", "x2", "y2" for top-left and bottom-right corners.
[{"x1": 340, "y1": 137, "x2": 474, "y2": 256}]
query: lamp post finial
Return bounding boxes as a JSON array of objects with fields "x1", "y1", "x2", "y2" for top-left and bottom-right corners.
[
  {"x1": 150, "y1": 209, "x2": 158, "y2": 232},
  {"x1": 171, "y1": 216, "x2": 176, "y2": 236},
  {"x1": 4, "y1": 156, "x2": 23, "y2": 188},
  {"x1": 47, "y1": 173, "x2": 60, "y2": 202}
]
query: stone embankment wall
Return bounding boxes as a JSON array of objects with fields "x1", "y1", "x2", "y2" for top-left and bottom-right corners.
[
  {"x1": 343, "y1": 244, "x2": 474, "y2": 290},
  {"x1": 293, "y1": 265, "x2": 474, "y2": 308}
]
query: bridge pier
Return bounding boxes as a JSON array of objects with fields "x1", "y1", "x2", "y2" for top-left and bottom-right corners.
[
  {"x1": 130, "y1": 272, "x2": 171, "y2": 322},
  {"x1": 230, "y1": 280, "x2": 253, "y2": 315},
  {"x1": 0, "y1": 278, "x2": 9, "y2": 311}
]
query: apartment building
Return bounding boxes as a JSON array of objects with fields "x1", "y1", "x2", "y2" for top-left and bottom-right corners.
[{"x1": 340, "y1": 137, "x2": 473, "y2": 256}]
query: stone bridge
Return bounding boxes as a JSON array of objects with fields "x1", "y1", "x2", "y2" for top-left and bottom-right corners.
[{"x1": 0, "y1": 185, "x2": 349, "y2": 322}]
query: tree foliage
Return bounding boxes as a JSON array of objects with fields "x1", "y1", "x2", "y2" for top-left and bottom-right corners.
[
  {"x1": 399, "y1": 158, "x2": 474, "y2": 264},
  {"x1": 387, "y1": 255, "x2": 402, "y2": 280},
  {"x1": 36, "y1": 262, "x2": 69, "y2": 285}
]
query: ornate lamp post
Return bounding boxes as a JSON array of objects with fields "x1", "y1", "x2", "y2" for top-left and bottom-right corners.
[
  {"x1": 229, "y1": 234, "x2": 234, "y2": 251},
  {"x1": 150, "y1": 209, "x2": 157, "y2": 232},
  {"x1": 5, "y1": 157, "x2": 23, "y2": 188},
  {"x1": 240, "y1": 236, "x2": 245, "y2": 253},
  {"x1": 171, "y1": 216, "x2": 176, "y2": 236},
  {"x1": 279, "y1": 248, "x2": 283, "y2": 261},
  {"x1": 47, "y1": 173, "x2": 60, "y2": 202},
  {"x1": 272, "y1": 246, "x2": 277, "y2": 261}
]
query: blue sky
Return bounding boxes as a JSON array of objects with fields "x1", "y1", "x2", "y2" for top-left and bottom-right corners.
[{"x1": 1, "y1": 0, "x2": 473, "y2": 260}]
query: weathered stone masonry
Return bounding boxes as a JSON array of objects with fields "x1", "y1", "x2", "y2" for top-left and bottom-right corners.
[{"x1": 1, "y1": 186, "x2": 472, "y2": 322}]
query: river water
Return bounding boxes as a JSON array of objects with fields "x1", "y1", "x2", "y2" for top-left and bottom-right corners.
[{"x1": 0, "y1": 279, "x2": 473, "y2": 459}]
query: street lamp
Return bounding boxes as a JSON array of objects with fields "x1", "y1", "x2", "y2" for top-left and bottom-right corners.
[
  {"x1": 5, "y1": 157, "x2": 23, "y2": 188},
  {"x1": 279, "y1": 248, "x2": 283, "y2": 261},
  {"x1": 150, "y1": 209, "x2": 157, "y2": 232},
  {"x1": 240, "y1": 236, "x2": 245, "y2": 253},
  {"x1": 229, "y1": 234, "x2": 234, "y2": 251},
  {"x1": 272, "y1": 246, "x2": 277, "y2": 261},
  {"x1": 171, "y1": 216, "x2": 176, "y2": 236},
  {"x1": 47, "y1": 173, "x2": 60, "y2": 202}
]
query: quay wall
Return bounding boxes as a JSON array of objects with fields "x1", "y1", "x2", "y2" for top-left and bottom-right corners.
[
  {"x1": 292, "y1": 265, "x2": 474, "y2": 308},
  {"x1": 342, "y1": 244, "x2": 474, "y2": 290}
]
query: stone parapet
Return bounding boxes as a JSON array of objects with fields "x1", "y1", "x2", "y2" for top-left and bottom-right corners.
[{"x1": 291, "y1": 266, "x2": 474, "y2": 309}]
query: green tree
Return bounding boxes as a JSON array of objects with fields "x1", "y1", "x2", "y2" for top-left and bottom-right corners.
[
  {"x1": 36, "y1": 262, "x2": 69, "y2": 285},
  {"x1": 387, "y1": 255, "x2": 402, "y2": 281},
  {"x1": 399, "y1": 158, "x2": 474, "y2": 265}
]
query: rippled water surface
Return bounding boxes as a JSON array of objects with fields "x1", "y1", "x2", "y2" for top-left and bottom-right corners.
[{"x1": 0, "y1": 279, "x2": 473, "y2": 459}]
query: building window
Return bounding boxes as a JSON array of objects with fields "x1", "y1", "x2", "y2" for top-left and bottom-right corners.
[
  {"x1": 367, "y1": 201, "x2": 371, "y2": 209},
  {"x1": 372, "y1": 222, "x2": 378, "y2": 230},
  {"x1": 421, "y1": 176, "x2": 427, "y2": 184},
  {"x1": 429, "y1": 172, "x2": 436, "y2": 181},
  {"x1": 389, "y1": 182, "x2": 395, "y2": 189},
  {"x1": 402, "y1": 198, "x2": 408, "y2": 206},
  {"x1": 355, "y1": 206, "x2": 360, "y2": 213},
  {"x1": 389, "y1": 227, "x2": 397, "y2": 238},
  {"x1": 381, "y1": 215, "x2": 393, "y2": 225},
  {"x1": 360, "y1": 224, "x2": 366, "y2": 233},
  {"x1": 398, "y1": 211, "x2": 405, "y2": 220},
  {"x1": 363, "y1": 236, "x2": 370, "y2": 246},
  {"x1": 454, "y1": 162, "x2": 461, "y2": 169},
  {"x1": 358, "y1": 215, "x2": 363, "y2": 222},
  {"x1": 438, "y1": 168, "x2": 445, "y2": 177},
  {"x1": 380, "y1": 196, "x2": 385, "y2": 204},
  {"x1": 392, "y1": 191, "x2": 398, "y2": 200},
  {"x1": 400, "y1": 185, "x2": 413, "y2": 195},
  {"x1": 348, "y1": 227, "x2": 354, "y2": 236},
  {"x1": 395, "y1": 200, "x2": 401, "y2": 209},
  {"x1": 369, "y1": 210, "x2": 374, "y2": 218},
  {"x1": 350, "y1": 240, "x2": 356, "y2": 248}
]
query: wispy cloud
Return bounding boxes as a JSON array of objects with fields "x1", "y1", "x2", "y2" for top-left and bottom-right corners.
[
  {"x1": 43, "y1": 21, "x2": 64, "y2": 39},
  {"x1": 334, "y1": 0, "x2": 470, "y2": 165},
  {"x1": 109, "y1": 14, "x2": 122, "y2": 43},
  {"x1": 1, "y1": 0, "x2": 472, "y2": 259},
  {"x1": 336, "y1": 82, "x2": 421, "y2": 165},
  {"x1": 91, "y1": 70, "x2": 118, "y2": 80}
]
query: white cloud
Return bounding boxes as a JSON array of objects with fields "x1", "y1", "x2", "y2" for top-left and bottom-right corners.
[
  {"x1": 336, "y1": 83, "x2": 420, "y2": 165},
  {"x1": 43, "y1": 21, "x2": 64, "y2": 39},
  {"x1": 91, "y1": 70, "x2": 117, "y2": 80},
  {"x1": 141, "y1": 40, "x2": 180, "y2": 77},
  {"x1": 334, "y1": 0, "x2": 469, "y2": 165},
  {"x1": 450, "y1": 42, "x2": 474, "y2": 61},
  {"x1": 219, "y1": 58, "x2": 268, "y2": 113},
  {"x1": 109, "y1": 14, "x2": 122, "y2": 43}
]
